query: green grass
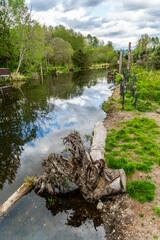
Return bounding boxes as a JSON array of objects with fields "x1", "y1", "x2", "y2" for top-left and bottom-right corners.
[
  {"x1": 153, "y1": 206, "x2": 160, "y2": 217},
  {"x1": 139, "y1": 213, "x2": 144, "y2": 217},
  {"x1": 127, "y1": 181, "x2": 156, "y2": 203},
  {"x1": 132, "y1": 66, "x2": 160, "y2": 105},
  {"x1": 102, "y1": 97, "x2": 116, "y2": 113},
  {"x1": 118, "y1": 66, "x2": 160, "y2": 112},
  {"x1": 105, "y1": 117, "x2": 160, "y2": 177}
]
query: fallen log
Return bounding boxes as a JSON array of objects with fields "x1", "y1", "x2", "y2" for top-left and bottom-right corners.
[
  {"x1": 0, "y1": 182, "x2": 33, "y2": 217},
  {"x1": 34, "y1": 122, "x2": 126, "y2": 202}
]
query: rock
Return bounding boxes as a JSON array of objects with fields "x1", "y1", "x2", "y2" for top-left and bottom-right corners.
[{"x1": 97, "y1": 200, "x2": 104, "y2": 210}]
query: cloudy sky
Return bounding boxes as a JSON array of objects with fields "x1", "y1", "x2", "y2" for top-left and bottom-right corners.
[{"x1": 26, "y1": 0, "x2": 160, "y2": 49}]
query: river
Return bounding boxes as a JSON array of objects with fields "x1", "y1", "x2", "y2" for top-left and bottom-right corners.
[{"x1": 0, "y1": 69, "x2": 114, "y2": 240}]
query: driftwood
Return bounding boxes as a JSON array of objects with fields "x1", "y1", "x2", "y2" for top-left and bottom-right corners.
[
  {"x1": 0, "y1": 183, "x2": 33, "y2": 217},
  {"x1": 34, "y1": 122, "x2": 126, "y2": 202}
]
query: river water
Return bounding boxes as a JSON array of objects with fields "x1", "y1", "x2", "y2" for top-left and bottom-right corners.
[{"x1": 0, "y1": 69, "x2": 114, "y2": 240}]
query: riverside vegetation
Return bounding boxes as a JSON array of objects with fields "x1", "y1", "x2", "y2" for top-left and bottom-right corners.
[{"x1": 103, "y1": 66, "x2": 160, "y2": 228}]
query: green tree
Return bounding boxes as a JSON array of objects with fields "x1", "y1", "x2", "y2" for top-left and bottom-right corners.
[
  {"x1": 0, "y1": 0, "x2": 13, "y2": 67},
  {"x1": 50, "y1": 37, "x2": 73, "y2": 65},
  {"x1": 72, "y1": 49, "x2": 91, "y2": 67},
  {"x1": 54, "y1": 25, "x2": 86, "y2": 51},
  {"x1": 150, "y1": 45, "x2": 160, "y2": 69}
]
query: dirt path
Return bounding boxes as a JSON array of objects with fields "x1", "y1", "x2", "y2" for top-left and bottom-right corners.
[{"x1": 101, "y1": 87, "x2": 160, "y2": 240}]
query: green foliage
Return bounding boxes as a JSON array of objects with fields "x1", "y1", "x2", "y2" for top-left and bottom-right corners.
[
  {"x1": 127, "y1": 180, "x2": 156, "y2": 203},
  {"x1": 51, "y1": 37, "x2": 73, "y2": 65},
  {"x1": 102, "y1": 98, "x2": 115, "y2": 113},
  {"x1": 139, "y1": 213, "x2": 144, "y2": 217},
  {"x1": 105, "y1": 117, "x2": 160, "y2": 176},
  {"x1": 24, "y1": 176, "x2": 35, "y2": 186},
  {"x1": 153, "y1": 235, "x2": 158, "y2": 239},
  {"x1": 133, "y1": 66, "x2": 160, "y2": 105},
  {"x1": 115, "y1": 73, "x2": 123, "y2": 84},
  {"x1": 145, "y1": 175, "x2": 152, "y2": 180},
  {"x1": 48, "y1": 197, "x2": 55, "y2": 206},
  {"x1": 85, "y1": 134, "x2": 92, "y2": 143},
  {"x1": 72, "y1": 49, "x2": 91, "y2": 68},
  {"x1": 53, "y1": 25, "x2": 85, "y2": 51},
  {"x1": 150, "y1": 45, "x2": 160, "y2": 69},
  {"x1": 153, "y1": 206, "x2": 160, "y2": 217}
]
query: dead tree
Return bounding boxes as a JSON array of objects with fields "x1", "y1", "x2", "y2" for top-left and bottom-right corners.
[{"x1": 34, "y1": 123, "x2": 126, "y2": 202}]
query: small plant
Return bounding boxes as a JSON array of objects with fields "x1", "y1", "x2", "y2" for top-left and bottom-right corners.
[
  {"x1": 127, "y1": 180, "x2": 156, "y2": 203},
  {"x1": 65, "y1": 178, "x2": 69, "y2": 184},
  {"x1": 139, "y1": 213, "x2": 144, "y2": 218},
  {"x1": 153, "y1": 235, "x2": 158, "y2": 239},
  {"x1": 62, "y1": 147, "x2": 68, "y2": 153},
  {"x1": 145, "y1": 175, "x2": 152, "y2": 180},
  {"x1": 102, "y1": 100, "x2": 114, "y2": 113},
  {"x1": 48, "y1": 197, "x2": 55, "y2": 206},
  {"x1": 152, "y1": 217, "x2": 156, "y2": 220},
  {"x1": 153, "y1": 206, "x2": 160, "y2": 217},
  {"x1": 24, "y1": 176, "x2": 35, "y2": 186},
  {"x1": 85, "y1": 134, "x2": 93, "y2": 143}
]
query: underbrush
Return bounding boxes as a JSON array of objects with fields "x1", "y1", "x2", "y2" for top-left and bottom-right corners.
[
  {"x1": 105, "y1": 117, "x2": 160, "y2": 177},
  {"x1": 115, "y1": 66, "x2": 160, "y2": 112},
  {"x1": 132, "y1": 66, "x2": 160, "y2": 105}
]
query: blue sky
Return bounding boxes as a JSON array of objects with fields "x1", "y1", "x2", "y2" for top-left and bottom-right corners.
[{"x1": 26, "y1": 0, "x2": 160, "y2": 49}]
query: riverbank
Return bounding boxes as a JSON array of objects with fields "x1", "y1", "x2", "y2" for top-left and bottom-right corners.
[
  {"x1": 0, "y1": 63, "x2": 109, "y2": 84},
  {"x1": 101, "y1": 80, "x2": 160, "y2": 239}
]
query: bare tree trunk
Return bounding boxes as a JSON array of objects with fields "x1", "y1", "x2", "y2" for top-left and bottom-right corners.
[
  {"x1": 45, "y1": 51, "x2": 48, "y2": 73},
  {"x1": 34, "y1": 123, "x2": 126, "y2": 202},
  {"x1": 127, "y1": 42, "x2": 131, "y2": 70},
  {"x1": 40, "y1": 62, "x2": 43, "y2": 84},
  {"x1": 119, "y1": 52, "x2": 122, "y2": 74}
]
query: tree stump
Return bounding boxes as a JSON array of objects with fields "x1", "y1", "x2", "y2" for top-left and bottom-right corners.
[{"x1": 34, "y1": 122, "x2": 126, "y2": 202}]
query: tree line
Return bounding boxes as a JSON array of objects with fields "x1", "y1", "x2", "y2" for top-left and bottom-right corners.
[
  {"x1": 123, "y1": 34, "x2": 160, "y2": 70},
  {"x1": 0, "y1": 0, "x2": 119, "y2": 74}
]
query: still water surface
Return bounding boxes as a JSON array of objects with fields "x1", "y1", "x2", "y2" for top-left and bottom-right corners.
[{"x1": 0, "y1": 69, "x2": 114, "y2": 240}]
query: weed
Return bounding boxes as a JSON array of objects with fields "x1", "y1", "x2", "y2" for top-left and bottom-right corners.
[
  {"x1": 102, "y1": 99, "x2": 115, "y2": 113},
  {"x1": 85, "y1": 134, "x2": 93, "y2": 143},
  {"x1": 65, "y1": 178, "x2": 69, "y2": 184},
  {"x1": 139, "y1": 213, "x2": 144, "y2": 218},
  {"x1": 153, "y1": 235, "x2": 158, "y2": 239},
  {"x1": 127, "y1": 180, "x2": 156, "y2": 203},
  {"x1": 145, "y1": 175, "x2": 152, "y2": 180},
  {"x1": 48, "y1": 197, "x2": 55, "y2": 206},
  {"x1": 24, "y1": 176, "x2": 35, "y2": 187},
  {"x1": 153, "y1": 206, "x2": 160, "y2": 217}
]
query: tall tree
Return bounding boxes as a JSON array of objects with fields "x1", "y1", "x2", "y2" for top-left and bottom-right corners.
[{"x1": 54, "y1": 25, "x2": 86, "y2": 51}]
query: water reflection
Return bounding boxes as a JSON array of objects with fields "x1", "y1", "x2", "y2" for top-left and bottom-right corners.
[
  {"x1": 0, "y1": 191, "x2": 105, "y2": 240},
  {"x1": 0, "y1": 69, "x2": 113, "y2": 199},
  {"x1": 0, "y1": 69, "x2": 113, "y2": 240}
]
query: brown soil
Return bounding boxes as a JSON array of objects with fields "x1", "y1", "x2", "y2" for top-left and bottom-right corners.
[{"x1": 101, "y1": 86, "x2": 160, "y2": 240}]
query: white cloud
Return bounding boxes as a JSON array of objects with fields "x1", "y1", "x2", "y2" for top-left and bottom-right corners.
[{"x1": 27, "y1": 0, "x2": 160, "y2": 48}]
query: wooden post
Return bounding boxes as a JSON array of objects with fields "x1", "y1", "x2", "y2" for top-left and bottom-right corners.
[
  {"x1": 127, "y1": 42, "x2": 131, "y2": 70},
  {"x1": 119, "y1": 52, "x2": 122, "y2": 74}
]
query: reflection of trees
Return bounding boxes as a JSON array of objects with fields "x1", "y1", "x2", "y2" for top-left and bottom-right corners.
[
  {"x1": 49, "y1": 69, "x2": 108, "y2": 100},
  {"x1": 0, "y1": 101, "x2": 37, "y2": 189},
  {"x1": 45, "y1": 190, "x2": 103, "y2": 229},
  {"x1": 0, "y1": 69, "x2": 109, "y2": 190},
  {"x1": 0, "y1": 85, "x2": 54, "y2": 189}
]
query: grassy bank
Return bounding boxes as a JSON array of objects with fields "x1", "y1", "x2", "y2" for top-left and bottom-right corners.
[{"x1": 104, "y1": 66, "x2": 160, "y2": 208}]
